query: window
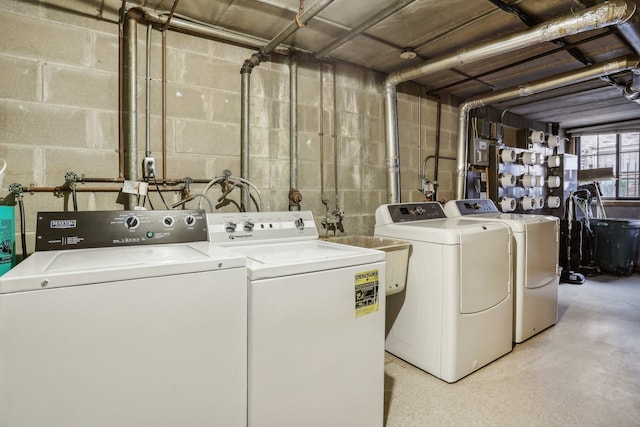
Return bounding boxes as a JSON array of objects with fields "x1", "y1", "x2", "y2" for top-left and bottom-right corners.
[{"x1": 578, "y1": 132, "x2": 640, "y2": 199}]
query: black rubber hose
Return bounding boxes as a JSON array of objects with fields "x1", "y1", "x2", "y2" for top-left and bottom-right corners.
[
  {"x1": 72, "y1": 187, "x2": 78, "y2": 211},
  {"x1": 18, "y1": 198, "x2": 27, "y2": 259}
]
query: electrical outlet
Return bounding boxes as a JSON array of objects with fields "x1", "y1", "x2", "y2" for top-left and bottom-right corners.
[{"x1": 143, "y1": 157, "x2": 156, "y2": 179}]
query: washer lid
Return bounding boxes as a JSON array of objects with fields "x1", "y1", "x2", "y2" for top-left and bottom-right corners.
[
  {"x1": 0, "y1": 242, "x2": 246, "y2": 294},
  {"x1": 228, "y1": 240, "x2": 384, "y2": 280},
  {"x1": 451, "y1": 213, "x2": 558, "y2": 232}
]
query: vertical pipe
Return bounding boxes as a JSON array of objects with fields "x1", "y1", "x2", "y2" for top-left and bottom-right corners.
[
  {"x1": 160, "y1": 0, "x2": 179, "y2": 181},
  {"x1": 145, "y1": 24, "x2": 152, "y2": 158},
  {"x1": 117, "y1": 3, "x2": 126, "y2": 179},
  {"x1": 384, "y1": 82, "x2": 400, "y2": 203},
  {"x1": 123, "y1": 9, "x2": 139, "y2": 209},
  {"x1": 332, "y1": 63, "x2": 339, "y2": 210},
  {"x1": 290, "y1": 57, "x2": 299, "y2": 190},
  {"x1": 240, "y1": 0, "x2": 335, "y2": 212},
  {"x1": 240, "y1": 69, "x2": 251, "y2": 211},
  {"x1": 319, "y1": 64, "x2": 326, "y2": 203},
  {"x1": 455, "y1": 104, "x2": 472, "y2": 199},
  {"x1": 161, "y1": 30, "x2": 167, "y2": 181},
  {"x1": 431, "y1": 95, "x2": 442, "y2": 200}
]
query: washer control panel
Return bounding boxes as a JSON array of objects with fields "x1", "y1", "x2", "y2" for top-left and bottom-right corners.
[
  {"x1": 36, "y1": 210, "x2": 208, "y2": 251},
  {"x1": 208, "y1": 211, "x2": 317, "y2": 244}
]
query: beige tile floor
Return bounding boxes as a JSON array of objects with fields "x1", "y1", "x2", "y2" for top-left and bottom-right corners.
[{"x1": 383, "y1": 274, "x2": 640, "y2": 426}]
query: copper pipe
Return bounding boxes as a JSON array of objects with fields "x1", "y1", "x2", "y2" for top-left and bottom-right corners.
[
  {"x1": 160, "y1": 0, "x2": 180, "y2": 181},
  {"x1": 162, "y1": 0, "x2": 180, "y2": 31}
]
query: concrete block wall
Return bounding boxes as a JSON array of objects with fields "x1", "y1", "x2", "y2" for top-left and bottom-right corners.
[{"x1": 0, "y1": 2, "x2": 459, "y2": 258}]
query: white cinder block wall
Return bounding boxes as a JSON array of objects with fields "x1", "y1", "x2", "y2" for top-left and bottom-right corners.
[{"x1": 0, "y1": 1, "x2": 458, "y2": 257}]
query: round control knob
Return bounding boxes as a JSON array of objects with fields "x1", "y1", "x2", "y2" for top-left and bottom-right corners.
[
  {"x1": 163, "y1": 216, "x2": 174, "y2": 227},
  {"x1": 243, "y1": 221, "x2": 254, "y2": 232},
  {"x1": 295, "y1": 218, "x2": 304, "y2": 230},
  {"x1": 125, "y1": 215, "x2": 139, "y2": 229},
  {"x1": 225, "y1": 222, "x2": 237, "y2": 233},
  {"x1": 185, "y1": 215, "x2": 196, "y2": 226}
]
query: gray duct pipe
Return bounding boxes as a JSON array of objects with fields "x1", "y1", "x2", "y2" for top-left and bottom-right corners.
[
  {"x1": 383, "y1": 0, "x2": 638, "y2": 204},
  {"x1": 240, "y1": 0, "x2": 335, "y2": 211},
  {"x1": 455, "y1": 54, "x2": 640, "y2": 199},
  {"x1": 617, "y1": 2, "x2": 640, "y2": 53},
  {"x1": 123, "y1": 9, "x2": 140, "y2": 209}
]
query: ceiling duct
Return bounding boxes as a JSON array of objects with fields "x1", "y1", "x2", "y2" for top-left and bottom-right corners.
[
  {"x1": 382, "y1": 0, "x2": 639, "y2": 204},
  {"x1": 455, "y1": 55, "x2": 640, "y2": 199}
]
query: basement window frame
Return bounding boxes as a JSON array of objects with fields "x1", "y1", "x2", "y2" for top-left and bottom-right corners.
[{"x1": 577, "y1": 131, "x2": 640, "y2": 200}]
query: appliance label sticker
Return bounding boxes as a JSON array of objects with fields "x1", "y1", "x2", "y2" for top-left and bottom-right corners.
[{"x1": 354, "y1": 269, "x2": 379, "y2": 318}]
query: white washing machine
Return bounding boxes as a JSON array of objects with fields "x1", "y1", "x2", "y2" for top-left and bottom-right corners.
[
  {"x1": 208, "y1": 210, "x2": 385, "y2": 427},
  {"x1": 444, "y1": 199, "x2": 559, "y2": 343},
  {"x1": 374, "y1": 202, "x2": 513, "y2": 383},
  {"x1": 0, "y1": 210, "x2": 247, "y2": 427}
]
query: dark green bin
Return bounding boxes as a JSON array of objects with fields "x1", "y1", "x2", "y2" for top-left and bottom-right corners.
[{"x1": 590, "y1": 219, "x2": 640, "y2": 276}]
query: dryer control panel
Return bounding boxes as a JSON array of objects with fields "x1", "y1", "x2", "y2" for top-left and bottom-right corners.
[
  {"x1": 447, "y1": 199, "x2": 499, "y2": 216},
  {"x1": 36, "y1": 210, "x2": 208, "y2": 251},
  {"x1": 376, "y1": 202, "x2": 446, "y2": 225}
]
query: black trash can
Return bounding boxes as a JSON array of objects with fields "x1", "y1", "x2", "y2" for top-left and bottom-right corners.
[{"x1": 590, "y1": 219, "x2": 640, "y2": 276}]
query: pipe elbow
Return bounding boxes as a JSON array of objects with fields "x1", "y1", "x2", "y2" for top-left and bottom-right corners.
[
  {"x1": 383, "y1": 77, "x2": 398, "y2": 92},
  {"x1": 125, "y1": 7, "x2": 144, "y2": 21},
  {"x1": 241, "y1": 52, "x2": 263, "y2": 74},
  {"x1": 615, "y1": 0, "x2": 637, "y2": 25}
]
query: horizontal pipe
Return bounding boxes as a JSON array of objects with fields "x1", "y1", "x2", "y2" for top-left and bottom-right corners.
[
  {"x1": 465, "y1": 55, "x2": 640, "y2": 109},
  {"x1": 262, "y1": 0, "x2": 335, "y2": 55},
  {"x1": 143, "y1": 11, "x2": 292, "y2": 55}
]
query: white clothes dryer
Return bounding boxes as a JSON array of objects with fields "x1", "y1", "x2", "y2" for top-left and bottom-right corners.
[
  {"x1": 208, "y1": 210, "x2": 385, "y2": 427},
  {"x1": 444, "y1": 199, "x2": 559, "y2": 343},
  {"x1": 375, "y1": 202, "x2": 513, "y2": 383},
  {"x1": 0, "y1": 210, "x2": 248, "y2": 427}
]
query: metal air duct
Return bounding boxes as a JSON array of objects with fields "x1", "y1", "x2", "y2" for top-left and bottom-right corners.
[{"x1": 383, "y1": 0, "x2": 638, "y2": 204}]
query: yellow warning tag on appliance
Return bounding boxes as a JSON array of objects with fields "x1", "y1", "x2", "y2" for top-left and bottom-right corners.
[{"x1": 355, "y1": 269, "x2": 379, "y2": 318}]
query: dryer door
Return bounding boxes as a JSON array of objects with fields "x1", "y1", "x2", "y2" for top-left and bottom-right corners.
[
  {"x1": 525, "y1": 219, "x2": 559, "y2": 288},
  {"x1": 458, "y1": 224, "x2": 511, "y2": 314}
]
